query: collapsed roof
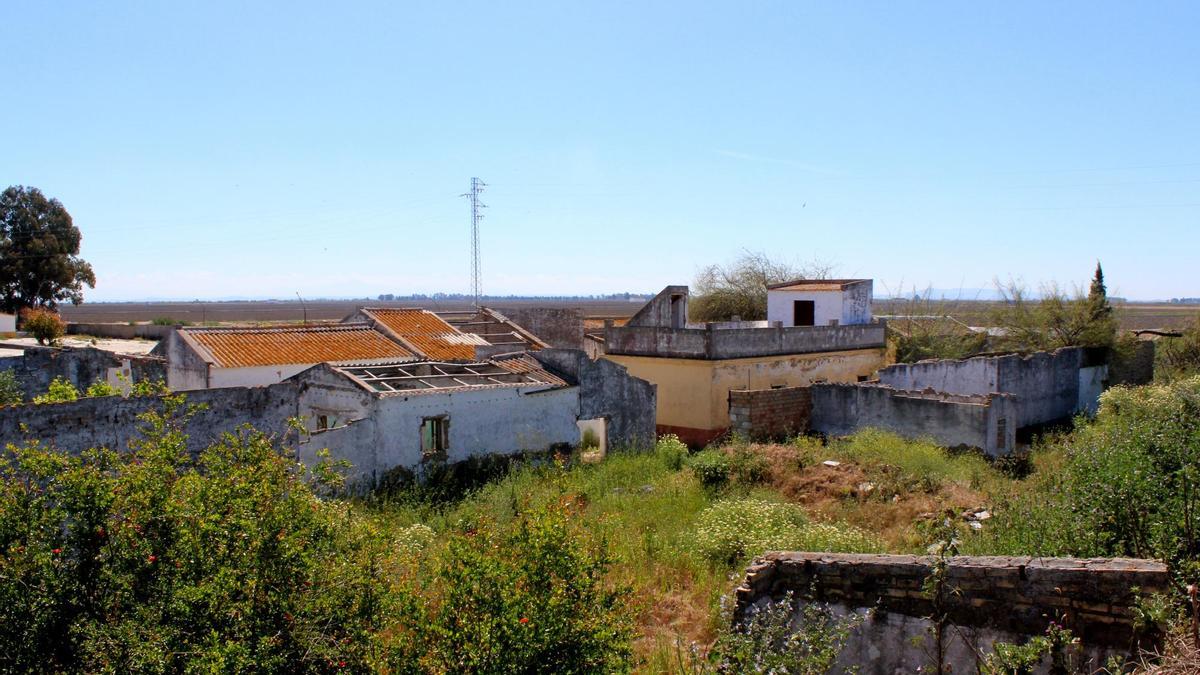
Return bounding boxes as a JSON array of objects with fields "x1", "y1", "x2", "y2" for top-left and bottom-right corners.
[{"x1": 331, "y1": 353, "x2": 568, "y2": 395}]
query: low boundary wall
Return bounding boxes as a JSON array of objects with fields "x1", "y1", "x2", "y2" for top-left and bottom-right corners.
[
  {"x1": 811, "y1": 382, "x2": 1017, "y2": 455},
  {"x1": 728, "y1": 386, "x2": 811, "y2": 440},
  {"x1": 735, "y1": 552, "x2": 1169, "y2": 675}
]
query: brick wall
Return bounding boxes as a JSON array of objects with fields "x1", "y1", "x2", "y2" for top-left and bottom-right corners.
[
  {"x1": 728, "y1": 385, "x2": 811, "y2": 440},
  {"x1": 735, "y1": 552, "x2": 1168, "y2": 674}
]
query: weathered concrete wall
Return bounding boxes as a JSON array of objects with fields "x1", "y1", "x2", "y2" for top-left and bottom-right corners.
[
  {"x1": 495, "y1": 307, "x2": 585, "y2": 349},
  {"x1": 735, "y1": 552, "x2": 1168, "y2": 675},
  {"x1": 625, "y1": 285, "x2": 689, "y2": 328},
  {"x1": 605, "y1": 322, "x2": 887, "y2": 360},
  {"x1": 605, "y1": 348, "x2": 886, "y2": 447},
  {"x1": 0, "y1": 345, "x2": 167, "y2": 400},
  {"x1": 533, "y1": 348, "x2": 657, "y2": 450},
  {"x1": 877, "y1": 348, "x2": 1084, "y2": 428},
  {"x1": 728, "y1": 386, "x2": 811, "y2": 440},
  {"x1": 67, "y1": 323, "x2": 173, "y2": 340},
  {"x1": 811, "y1": 382, "x2": 1017, "y2": 455},
  {"x1": 0, "y1": 384, "x2": 300, "y2": 455}
]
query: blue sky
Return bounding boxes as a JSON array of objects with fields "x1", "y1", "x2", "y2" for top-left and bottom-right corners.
[{"x1": 3, "y1": 2, "x2": 1197, "y2": 301}]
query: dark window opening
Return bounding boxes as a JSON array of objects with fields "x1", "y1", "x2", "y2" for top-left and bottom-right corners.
[
  {"x1": 317, "y1": 414, "x2": 329, "y2": 431},
  {"x1": 996, "y1": 418, "x2": 1007, "y2": 450},
  {"x1": 421, "y1": 416, "x2": 449, "y2": 457},
  {"x1": 857, "y1": 375, "x2": 869, "y2": 382},
  {"x1": 793, "y1": 300, "x2": 815, "y2": 327}
]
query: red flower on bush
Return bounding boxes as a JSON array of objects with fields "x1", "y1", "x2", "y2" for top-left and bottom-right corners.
[
  {"x1": 519, "y1": 617, "x2": 529, "y2": 624},
  {"x1": 52, "y1": 548, "x2": 62, "y2": 554},
  {"x1": 147, "y1": 555, "x2": 157, "y2": 563}
]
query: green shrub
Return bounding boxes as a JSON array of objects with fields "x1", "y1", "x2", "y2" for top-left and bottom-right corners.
[
  {"x1": 687, "y1": 448, "x2": 732, "y2": 490},
  {"x1": 654, "y1": 434, "x2": 688, "y2": 471},
  {"x1": 389, "y1": 500, "x2": 636, "y2": 672},
  {"x1": 689, "y1": 498, "x2": 881, "y2": 565},
  {"x1": 32, "y1": 376, "x2": 78, "y2": 404},
  {"x1": 729, "y1": 446, "x2": 770, "y2": 484},
  {"x1": 130, "y1": 378, "x2": 170, "y2": 397},
  {"x1": 84, "y1": 380, "x2": 120, "y2": 398},
  {"x1": 0, "y1": 370, "x2": 20, "y2": 406},
  {"x1": 0, "y1": 399, "x2": 389, "y2": 672},
  {"x1": 19, "y1": 307, "x2": 66, "y2": 345}
]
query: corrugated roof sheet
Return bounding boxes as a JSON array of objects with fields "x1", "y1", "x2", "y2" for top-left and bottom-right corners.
[
  {"x1": 766, "y1": 278, "x2": 871, "y2": 292},
  {"x1": 183, "y1": 324, "x2": 415, "y2": 368},
  {"x1": 360, "y1": 308, "x2": 485, "y2": 361}
]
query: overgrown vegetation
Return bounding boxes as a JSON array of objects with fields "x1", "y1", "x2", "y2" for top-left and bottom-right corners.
[{"x1": 3, "y1": 377, "x2": 1199, "y2": 672}]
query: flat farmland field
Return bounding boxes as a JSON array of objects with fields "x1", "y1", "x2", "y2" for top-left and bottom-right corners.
[
  {"x1": 874, "y1": 299, "x2": 1200, "y2": 331},
  {"x1": 61, "y1": 298, "x2": 646, "y2": 325}
]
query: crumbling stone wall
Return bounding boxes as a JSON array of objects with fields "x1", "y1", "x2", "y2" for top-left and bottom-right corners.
[
  {"x1": 0, "y1": 345, "x2": 166, "y2": 400},
  {"x1": 728, "y1": 386, "x2": 811, "y2": 440},
  {"x1": 0, "y1": 384, "x2": 299, "y2": 455},
  {"x1": 811, "y1": 382, "x2": 1017, "y2": 455},
  {"x1": 736, "y1": 552, "x2": 1168, "y2": 675}
]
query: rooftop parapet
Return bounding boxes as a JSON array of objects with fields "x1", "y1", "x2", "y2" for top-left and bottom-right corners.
[{"x1": 603, "y1": 320, "x2": 886, "y2": 360}]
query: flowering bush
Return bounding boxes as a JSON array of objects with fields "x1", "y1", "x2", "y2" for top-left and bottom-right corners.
[{"x1": 690, "y1": 498, "x2": 882, "y2": 565}]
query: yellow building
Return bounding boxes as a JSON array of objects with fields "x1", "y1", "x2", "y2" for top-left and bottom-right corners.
[{"x1": 600, "y1": 285, "x2": 887, "y2": 445}]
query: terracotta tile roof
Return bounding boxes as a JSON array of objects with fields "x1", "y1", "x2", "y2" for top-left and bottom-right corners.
[
  {"x1": 359, "y1": 308, "x2": 486, "y2": 361},
  {"x1": 182, "y1": 324, "x2": 414, "y2": 368},
  {"x1": 766, "y1": 278, "x2": 871, "y2": 292}
]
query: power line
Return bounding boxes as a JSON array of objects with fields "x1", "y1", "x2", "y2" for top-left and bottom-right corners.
[{"x1": 461, "y1": 177, "x2": 486, "y2": 307}]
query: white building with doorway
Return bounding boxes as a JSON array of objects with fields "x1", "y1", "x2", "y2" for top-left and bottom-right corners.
[{"x1": 766, "y1": 279, "x2": 873, "y2": 327}]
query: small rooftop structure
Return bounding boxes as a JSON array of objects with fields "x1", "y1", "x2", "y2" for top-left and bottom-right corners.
[
  {"x1": 349, "y1": 308, "x2": 487, "y2": 361},
  {"x1": 332, "y1": 354, "x2": 567, "y2": 395},
  {"x1": 767, "y1": 278, "x2": 873, "y2": 327}
]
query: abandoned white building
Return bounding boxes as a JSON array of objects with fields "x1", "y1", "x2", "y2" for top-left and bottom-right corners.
[{"x1": 597, "y1": 283, "x2": 888, "y2": 445}]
